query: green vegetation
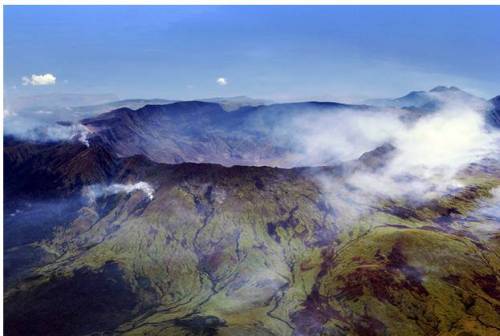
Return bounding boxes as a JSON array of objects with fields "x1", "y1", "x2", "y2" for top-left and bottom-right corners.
[{"x1": 4, "y1": 155, "x2": 500, "y2": 335}]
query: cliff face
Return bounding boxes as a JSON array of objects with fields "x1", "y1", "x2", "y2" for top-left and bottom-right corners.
[{"x1": 4, "y1": 139, "x2": 500, "y2": 336}]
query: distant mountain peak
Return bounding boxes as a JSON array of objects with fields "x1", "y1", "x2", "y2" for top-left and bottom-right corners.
[
  {"x1": 142, "y1": 100, "x2": 220, "y2": 109},
  {"x1": 429, "y1": 85, "x2": 462, "y2": 93},
  {"x1": 406, "y1": 90, "x2": 426, "y2": 95},
  {"x1": 364, "y1": 85, "x2": 484, "y2": 112}
]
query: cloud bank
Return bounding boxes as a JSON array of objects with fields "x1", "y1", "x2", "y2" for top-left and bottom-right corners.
[{"x1": 278, "y1": 96, "x2": 498, "y2": 202}]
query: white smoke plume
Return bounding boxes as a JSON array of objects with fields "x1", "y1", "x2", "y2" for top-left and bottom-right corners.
[
  {"x1": 37, "y1": 123, "x2": 91, "y2": 147},
  {"x1": 84, "y1": 182, "x2": 155, "y2": 203},
  {"x1": 6, "y1": 120, "x2": 92, "y2": 147}
]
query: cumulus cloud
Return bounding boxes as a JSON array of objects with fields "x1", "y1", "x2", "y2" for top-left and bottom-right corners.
[
  {"x1": 83, "y1": 182, "x2": 155, "y2": 203},
  {"x1": 22, "y1": 73, "x2": 56, "y2": 86},
  {"x1": 216, "y1": 77, "x2": 228, "y2": 86}
]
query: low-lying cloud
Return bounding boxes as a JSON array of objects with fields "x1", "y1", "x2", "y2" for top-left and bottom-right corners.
[
  {"x1": 278, "y1": 108, "x2": 404, "y2": 165},
  {"x1": 278, "y1": 96, "x2": 499, "y2": 202},
  {"x1": 475, "y1": 187, "x2": 500, "y2": 221},
  {"x1": 349, "y1": 105, "x2": 497, "y2": 200}
]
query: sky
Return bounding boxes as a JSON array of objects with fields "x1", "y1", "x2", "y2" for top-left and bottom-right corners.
[{"x1": 4, "y1": 6, "x2": 500, "y2": 102}]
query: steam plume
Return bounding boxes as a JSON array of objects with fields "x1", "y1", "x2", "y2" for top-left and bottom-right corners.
[{"x1": 84, "y1": 182, "x2": 155, "y2": 203}]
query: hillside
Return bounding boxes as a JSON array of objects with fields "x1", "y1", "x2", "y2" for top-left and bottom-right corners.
[{"x1": 4, "y1": 139, "x2": 500, "y2": 336}]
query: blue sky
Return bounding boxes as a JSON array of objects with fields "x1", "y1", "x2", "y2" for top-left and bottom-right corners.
[{"x1": 4, "y1": 6, "x2": 500, "y2": 102}]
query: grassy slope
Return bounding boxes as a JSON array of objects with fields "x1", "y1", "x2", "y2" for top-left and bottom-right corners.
[{"x1": 4, "y1": 156, "x2": 500, "y2": 336}]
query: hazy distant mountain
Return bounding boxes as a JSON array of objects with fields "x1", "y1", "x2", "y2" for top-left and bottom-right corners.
[
  {"x1": 366, "y1": 86, "x2": 484, "y2": 109},
  {"x1": 366, "y1": 86, "x2": 500, "y2": 127},
  {"x1": 4, "y1": 93, "x2": 120, "y2": 133},
  {"x1": 71, "y1": 96, "x2": 271, "y2": 116},
  {"x1": 5, "y1": 93, "x2": 119, "y2": 111},
  {"x1": 3, "y1": 95, "x2": 273, "y2": 137},
  {"x1": 70, "y1": 98, "x2": 178, "y2": 118},
  {"x1": 199, "y1": 95, "x2": 273, "y2": 111}
]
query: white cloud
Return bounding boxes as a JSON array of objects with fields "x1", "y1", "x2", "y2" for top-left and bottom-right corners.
[
  {"x1": 22, "y1": 73, "x2": 57, "y2": 86},
  {"x1": 275, "y1": 95, "x2": 499, "y2": 202},
  {"x1": 216, "y1": 77, "x2": 228, "y2": 86},
  {"x1": 281, "y1": 108, "x2": 404, "y2": 165},
  {"x1": 345, "y1": 101, "x2": 498, "y2": 200},
  {"x1": 475, "y1": 187, "x2": 500, "y2": 222},
  {"x1": 4, "y1": 109, "x2": 17, "y2": 118}
]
